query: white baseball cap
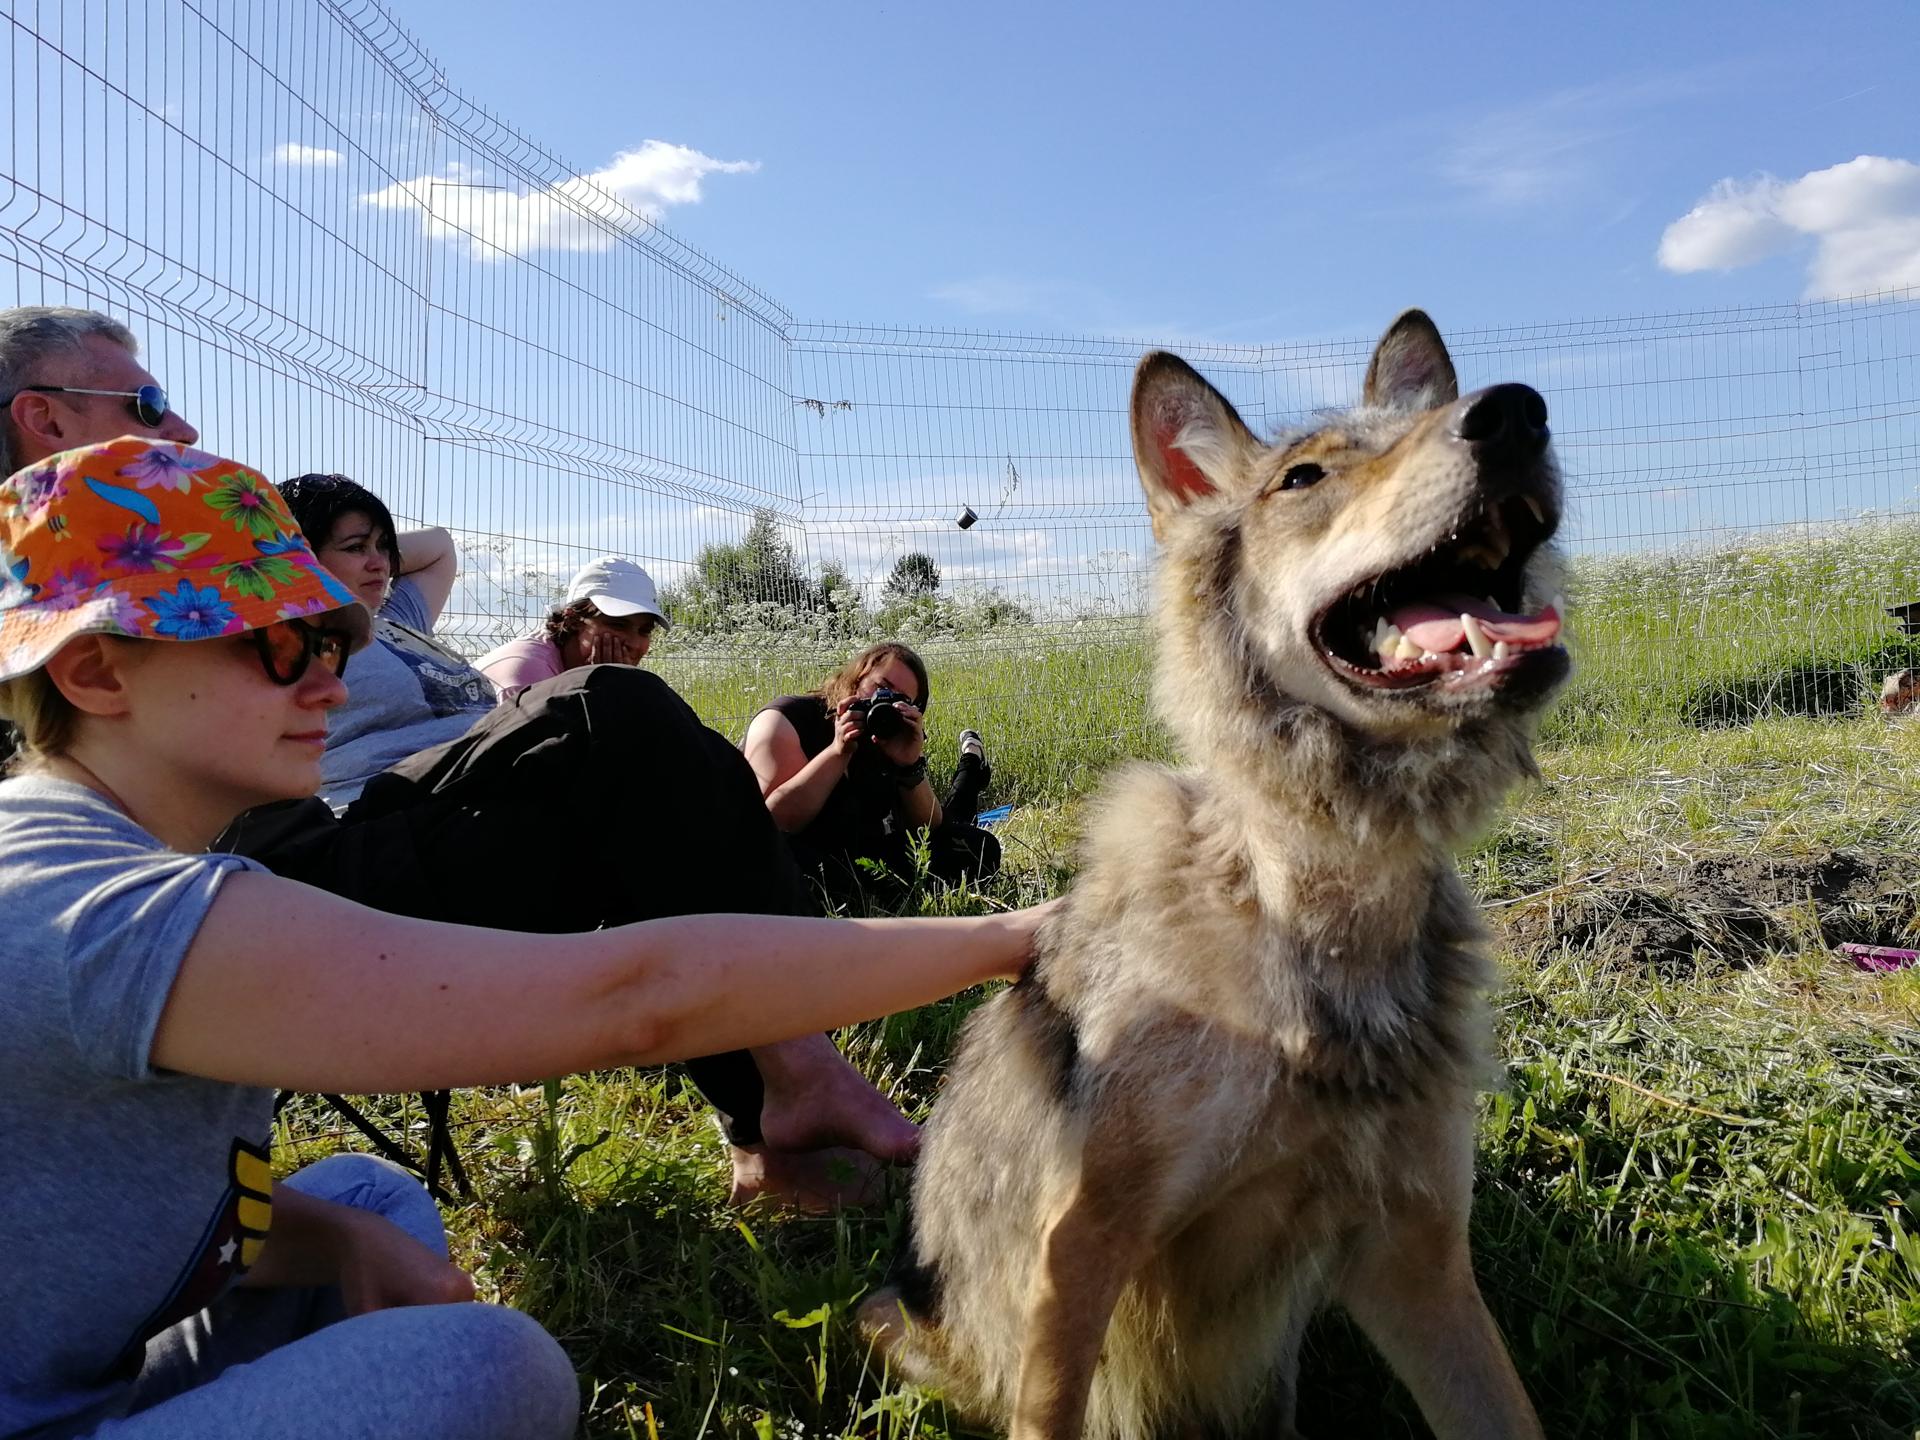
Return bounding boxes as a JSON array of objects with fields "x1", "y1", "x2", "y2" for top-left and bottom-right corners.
[{"x1": 566, "y1": 556, "x2": 670, "y2": 627}]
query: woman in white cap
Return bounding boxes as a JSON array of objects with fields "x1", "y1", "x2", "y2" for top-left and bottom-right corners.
[{"x1": 475, "y1": 555, "x2": 671, "y2": 701}]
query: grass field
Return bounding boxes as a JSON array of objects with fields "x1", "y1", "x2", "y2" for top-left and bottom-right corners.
[{"x1": 281, "y1": 526, "x2": 1920, "y2": 1439}]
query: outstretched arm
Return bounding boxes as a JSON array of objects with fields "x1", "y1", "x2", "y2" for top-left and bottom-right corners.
[{"x1": 150, "y1": 871, "x2": 1048, "y2": 1095}]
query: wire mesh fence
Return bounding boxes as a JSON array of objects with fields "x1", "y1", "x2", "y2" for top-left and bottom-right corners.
[
  {"x1": 1, "y1": 0, "x2": 803, "y2": 662},
  {"x1": 788, "y1": 299, "x2": 1920, "y2": 751},
  {"x1": 4, "y1": 0, "x2": 1918, "y2": 767}
]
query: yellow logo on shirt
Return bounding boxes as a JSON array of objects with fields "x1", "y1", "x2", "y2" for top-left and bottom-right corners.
[{"x1": 231, "y1": 1138, "x2": 272, "y2": 1268}]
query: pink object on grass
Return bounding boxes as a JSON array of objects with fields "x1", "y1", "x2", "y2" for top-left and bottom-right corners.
[{"x1": 1840, "y1": 943, "x2": 1920, "y2": 972}]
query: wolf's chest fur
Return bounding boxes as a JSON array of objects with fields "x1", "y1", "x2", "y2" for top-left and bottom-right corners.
[{"x1": 1050, "y1": 760, "x2": 1489, "y2": 1109}]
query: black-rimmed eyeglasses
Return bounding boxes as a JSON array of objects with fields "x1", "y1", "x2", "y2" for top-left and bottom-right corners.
[{"x1": 248, "y1": 621, "x2": 352, "y2": 686}]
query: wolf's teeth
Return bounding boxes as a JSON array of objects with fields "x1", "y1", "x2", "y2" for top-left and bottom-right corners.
[
  {"x1": 1394, "y1": 634, "x2": 1421, "y2": 660},
  {"x1": 1523, "y1": 496, "x2": 1546, "y2": 524},
  {"x1": 1373, "y1": 620, "x2": 1405, "y2": 656},
  {"x1": 1493, "y1": 640, "x2": 1511, "y2": 661},
  {"x1": 1461, "y1": 613, "x2": 1493, "y2": 658}
]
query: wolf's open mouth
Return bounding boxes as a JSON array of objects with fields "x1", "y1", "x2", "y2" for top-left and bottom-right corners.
[{"x1": 1313, "y1": 491, "x2": 1564, "y2": 693}]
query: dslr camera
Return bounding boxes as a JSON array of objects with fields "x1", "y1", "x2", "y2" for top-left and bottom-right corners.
[{"x1": 848, "y1": 687, "x2": 914, "y2": 742}]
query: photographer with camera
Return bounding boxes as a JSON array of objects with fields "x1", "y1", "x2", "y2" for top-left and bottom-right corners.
[{"x1": 745, "y1": 642, "x2": 998, "y2": 903}]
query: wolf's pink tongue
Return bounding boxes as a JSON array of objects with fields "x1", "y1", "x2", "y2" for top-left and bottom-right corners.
[
  {"x1": 1393, "y1": 604, "x2": 1466, "y2": 653},
  {"x1": 1389, "y1": 596, "x2": 1562, "y2": 653}
]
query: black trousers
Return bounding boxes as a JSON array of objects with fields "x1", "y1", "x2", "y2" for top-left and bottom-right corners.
[
  {"x1": 218, "y1": 665, "x2": 808, "y2": 1144},
  {"x1": 789, "y1": 754, "x2": 1003, "y2": 908}
]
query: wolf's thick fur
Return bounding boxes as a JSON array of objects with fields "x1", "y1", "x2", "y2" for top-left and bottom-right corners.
[{"x1": 860, "y1": 313, "x2": 1561, "y2": 1440}]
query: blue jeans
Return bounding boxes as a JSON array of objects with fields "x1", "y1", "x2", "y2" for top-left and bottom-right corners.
[{"x1": 82, "y1": 1155, "x2": 577, "y2": 1440}]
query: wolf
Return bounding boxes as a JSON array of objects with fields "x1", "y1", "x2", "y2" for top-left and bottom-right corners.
[{"x1": 859, "y1": 311, "x2": 1565, "y2": 1440}]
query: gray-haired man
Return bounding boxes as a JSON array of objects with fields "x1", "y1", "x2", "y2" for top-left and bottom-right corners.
[
  {"x1": 0, "y1": 306, "x2": 201, "y2": 765},
  {"x1": 0, "y1": 305, "x2": 199, "y2": 475}
]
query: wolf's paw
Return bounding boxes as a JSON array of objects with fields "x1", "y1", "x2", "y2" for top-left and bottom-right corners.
[
  {"x1": 857, "y1": 1287, "x2": 948, "y2": 1389},
  {"x1": 857, "y1": 1287, "x2": 915, "y2": 1354}
]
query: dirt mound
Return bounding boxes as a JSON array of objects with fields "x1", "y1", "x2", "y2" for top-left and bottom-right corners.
[{"x1": 1500, "y1": 850, "x2": 1918, "y2": 968}]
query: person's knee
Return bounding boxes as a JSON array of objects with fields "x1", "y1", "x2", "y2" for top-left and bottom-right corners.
[
  {"x1": 282, "y1": 1153, "x2": 447, "y2": 1257},
  {"x1": 446, "y1": 1304, "x2": 579, "y2": 1438},
  {"x1": 283, "y1": 1151, "x2": 411, "y2": 1202},
  {"x1": 576, "y1": 659, "x2": 677, "y2": 707},
  {"x1": 339, "y1": 1303, "x2": 578, "y2": 1440},
  {"x1": 553, "y1": 663, "x2": 706, "y2": 752},
  {"x1": 507, "y1": 660, "x2": 685, "y2": 729},
  {"x1": 282, "y1": 1151, "x2": 416, "y2": 1201}
]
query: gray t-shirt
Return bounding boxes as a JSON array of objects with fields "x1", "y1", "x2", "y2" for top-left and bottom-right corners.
[
  {"x1": 320, "y1": 576, "x2": 496, "y2": 810},
  {"x1": 0, "y1": 777, "x2": 273, "y2": 1438}
]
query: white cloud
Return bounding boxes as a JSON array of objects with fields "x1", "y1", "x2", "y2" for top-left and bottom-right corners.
[
  {"x1": 1657, "y1": 155, "x2": 1920, "y2": 298},
  {"x1": 271, "y1": 142, "x2": 344, "y2": 168},
  {"x1": 361, "y1": 140, "x2": 758, "y2": 260},
  {"x1": 1656, "y1": 175, "x2": 1798, "y2": 270}
]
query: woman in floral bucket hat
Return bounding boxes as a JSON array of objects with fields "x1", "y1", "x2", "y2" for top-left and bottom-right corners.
[{"x1": 0, "y1": 439, "x2": 1050, "y2": 1440}]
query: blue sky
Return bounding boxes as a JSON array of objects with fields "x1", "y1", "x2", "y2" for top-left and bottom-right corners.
[
  {"x1": 392, "y1": 0, "x2": 1918, "y2": 342},
  {"x1": 7, "y1": 0, "x2": 1912, "y2": 630}
]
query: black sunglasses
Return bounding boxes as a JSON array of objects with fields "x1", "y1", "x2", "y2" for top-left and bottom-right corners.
[
  {"x1": 19, "y1": 382, "x2": 172, "y2": 429},
  {"x1": 248, "y1": 621, "x2": 351, "y2": 686}
]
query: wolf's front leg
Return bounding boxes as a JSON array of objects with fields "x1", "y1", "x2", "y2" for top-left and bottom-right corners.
[
  {"x1": 1004, "y1": 1014, "x2": 1247, "y2": 1440},
  {"x1": 1336, "y1": 1207, "x2": 1541, "y2": 1440},
  {"x1": 1006, "y1": 1172, "x2": 1155, "y2": 1440}
]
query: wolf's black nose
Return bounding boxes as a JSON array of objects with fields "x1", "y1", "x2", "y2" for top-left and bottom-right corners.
[{"x1": 1451, "y1": 384, "x2": 1549, "y2": 465}]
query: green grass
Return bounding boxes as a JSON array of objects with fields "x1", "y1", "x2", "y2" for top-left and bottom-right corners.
[{"x1": 282, "y1": 527, "x2": 1920, "y2": 1438}]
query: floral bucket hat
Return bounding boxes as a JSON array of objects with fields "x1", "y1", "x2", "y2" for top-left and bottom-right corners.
[{"x1": 0, "y1": 436, "x2": 372, "y2": 683}]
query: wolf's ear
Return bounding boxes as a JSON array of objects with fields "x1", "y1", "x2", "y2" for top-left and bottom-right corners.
[
  {"x1": 1131, "y1": 351, "x2": 1260, "y2": 540},
  {"x1": 1363, "y1": 309, "x2": 1459, "y2": 411}
]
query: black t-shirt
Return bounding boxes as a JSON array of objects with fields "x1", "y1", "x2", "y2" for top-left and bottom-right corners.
[{"x1": 760, "y1": 694, "x2": 901, "y2": 864}]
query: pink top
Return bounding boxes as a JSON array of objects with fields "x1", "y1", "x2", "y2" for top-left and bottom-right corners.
[{"x1": 475, "y1": 634, "x2": 565, "y2": 701}]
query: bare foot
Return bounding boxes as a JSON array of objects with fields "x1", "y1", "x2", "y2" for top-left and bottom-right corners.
[
  {"x1": 752, "y1": 1034, "x2": 922, "y2": 1163},
  {"x1": 728, "y1": 1144, "x2": 890, "y2": 1213}
]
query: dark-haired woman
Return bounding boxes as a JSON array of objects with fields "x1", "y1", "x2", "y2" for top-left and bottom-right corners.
[
  {"x1": 275, "y1": 474, "x2": 487, "y2": 813},
  {"x1": 743, "y1": 641, "x2": 999, "y2": 905}
]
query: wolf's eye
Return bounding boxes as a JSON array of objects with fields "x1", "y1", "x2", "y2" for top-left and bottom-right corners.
[{"x1": 1278, "y1": 462, "x2": 1325, "y2": 491}]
